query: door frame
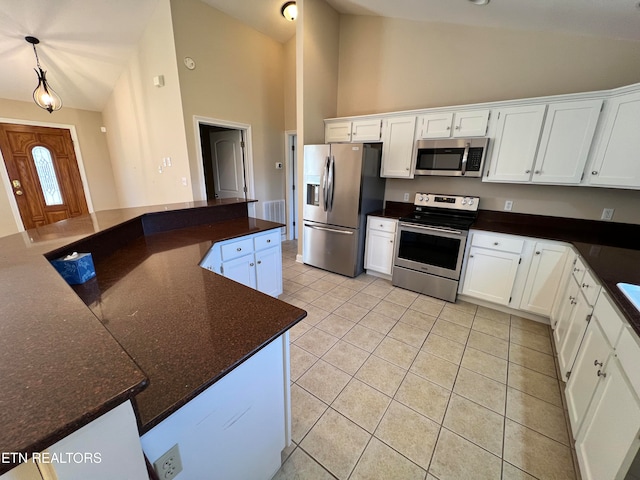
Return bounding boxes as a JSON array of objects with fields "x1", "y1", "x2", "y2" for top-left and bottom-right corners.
[
  {"x1": 284, "y1": 130, "x2": 297, "y2": 240},
  {"x1": 0, "y1": 117, "x2": 94, "y2": 232},
  {"x1": 193, "y1": 116, "x2": 256, "y2": 217}
]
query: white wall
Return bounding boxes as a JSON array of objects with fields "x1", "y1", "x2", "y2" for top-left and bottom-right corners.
[{"x1": 102, "y1": 0, "x2": 192, "y2": 208}]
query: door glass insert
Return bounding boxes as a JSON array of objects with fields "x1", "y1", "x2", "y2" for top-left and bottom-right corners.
[{"x1": 32, "y1": 146, "x2": 63, "y2": 205}]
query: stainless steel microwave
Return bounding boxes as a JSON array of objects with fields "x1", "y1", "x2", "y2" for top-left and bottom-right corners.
[{"x1": 414, "y1": 138, "x2": 489, "y2": 177}]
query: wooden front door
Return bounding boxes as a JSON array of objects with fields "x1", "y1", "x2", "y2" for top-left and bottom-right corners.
[{"x1": 0, "y1": 123, "x2": 89, "y2": 229}]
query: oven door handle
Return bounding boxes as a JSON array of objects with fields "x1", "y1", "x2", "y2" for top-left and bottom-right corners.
[
  {"x1": 460, "y1": 142, "x2": 470, "y2": 176},
  {"x1": 399, "y1": 222, "x2": 465, "y2": 237}
]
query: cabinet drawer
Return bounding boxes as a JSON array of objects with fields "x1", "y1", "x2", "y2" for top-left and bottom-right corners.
[
  {"x1": 580, "y1": 269, "x2": 601, "y2": 306},
  {"x1": 616, "y1": 327, "x2": 640, "y2": 396},
  {"x1": 220, "y1": 238, "x2": 254, "y2": 261},
  {"x1": 368, "y1": 217, "x2": 397, "y2": 233},
  {"x1": 593, "y1": 292, "x2": 625, "y2": 347},
  {"x1": 471, "y1": 233, "x2": 524, "y2": 254},
  {"x1": 254, "y1": 230, "x2": 280, "y2": 251}
]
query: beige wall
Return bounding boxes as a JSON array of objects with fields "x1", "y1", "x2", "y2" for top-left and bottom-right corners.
[
  {"x1": 284, "y1": 36, "x2": 297, "y2": 132},
  {"x1": 170, "y1": 0, "x2": 286, "y2": 208},
  {"x1": 0, "y1": 99, "x2": 118, "y2": 237},
  {"x1": 103, "y1": 0, "x2": 192, "y2": 208},
  {"x1": 336, "y1": 15, "x2": 640, "y2": 225},
  {"x1": 337, "y1": 16, "x2": 640, "y2": 117}
]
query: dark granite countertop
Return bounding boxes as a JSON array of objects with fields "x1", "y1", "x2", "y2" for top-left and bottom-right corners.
[
  {"x1": 0, "y1": 199, "x2": 305, "y2": 474},
  {"x1": 371, "y1": 203, "x2": 640, "y2": 335}
]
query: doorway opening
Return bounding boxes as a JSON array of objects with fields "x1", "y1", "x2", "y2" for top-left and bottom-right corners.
[
  {"x1": 194, "y1": 117, "x2": 255, "y2": 218},
  {"x1": 285, "y1": 131, "x2": 298, "y2": 240},
  {"x1": 0, "y1": 121, "x2": 93, "y2": 231}
]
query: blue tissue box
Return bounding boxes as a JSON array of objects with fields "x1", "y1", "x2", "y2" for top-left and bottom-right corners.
[{"x1": 51, "y1": 252, "x2": 96, "y2": 285}]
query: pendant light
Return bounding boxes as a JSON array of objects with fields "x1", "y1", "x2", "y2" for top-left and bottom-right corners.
[
  {"x1": 281, "y1": 2, "x2": 297, "y2": 21},
  {"x1": 25, "y1": 36, "x2": 62, "y2": 113}
]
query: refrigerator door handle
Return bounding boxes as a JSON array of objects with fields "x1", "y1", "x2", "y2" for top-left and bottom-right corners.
[
  {"x1": 327, "y1": 156, "x2": 336, "y2": 211},
  {"x1": 322, "y1": 156, "x2": 330, "y2": 212},
  {"x1": 304, "y1": 223, "x2": 354, "y2": 235}
]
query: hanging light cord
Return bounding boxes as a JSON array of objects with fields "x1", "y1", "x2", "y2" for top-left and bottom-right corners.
[{"x1": 31, "y1": 42, "x2": 43, "y2": 70}]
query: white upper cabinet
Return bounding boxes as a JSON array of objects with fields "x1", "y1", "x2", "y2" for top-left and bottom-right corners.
[
  {"x1": 351, "y1": 119, "x2": 382, "y2": 142},
  {"x1": 588, "y1": 90, "x2": 640, "y2": 188},
  {"x1": 484, "y1": 105, "x2": 547, "y2": 183},
  {"x1": 418, "y1": 110, "x2": 489, "y2": 139},
  {"x1": 325, "y1": 119, "x2": 382, "y2": 143},
  {"x1": 325, "y1": 121, "x2": 352, "y2": 143},
  {"x1": 453, "y1": 109, "x2": 490, "y2": 137},
  {"x1": 380, "y1": 116, "x2": 417, "y2": 178},
  {"x1": 532, "y1": 99, "x2": 602, "y2": 184}
]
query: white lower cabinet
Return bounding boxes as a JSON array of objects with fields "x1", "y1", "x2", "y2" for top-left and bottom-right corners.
[
  {"x1": 462, "y1": 247, "x2": 521, "y2": 305},
  {"x1": 364, "y1": 216, "x2": 397, "y2": 277},
  {"x1": 0, "y1": 402, "x2": 147, "y2": 480},
  {"x1": 200, "y1": 228, "x2": 283, "y2": 297},
  {"x1": 519, "y1": 242, "x2": 568, "y2": 316}
]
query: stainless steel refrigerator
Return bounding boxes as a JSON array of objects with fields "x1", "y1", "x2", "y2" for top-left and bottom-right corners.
[{"x1": 302, "y1": 143, "x2": 385, "y2": 277}]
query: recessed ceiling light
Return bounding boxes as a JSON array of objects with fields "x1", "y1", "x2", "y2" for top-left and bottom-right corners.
[{"x1": 468, "y1": 0, "x2": 490, "y2": 5}]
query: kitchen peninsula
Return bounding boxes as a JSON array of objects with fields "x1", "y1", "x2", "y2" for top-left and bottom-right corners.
[{"x1": 0, "y1": 199, "x2": 306, "y2": 478}]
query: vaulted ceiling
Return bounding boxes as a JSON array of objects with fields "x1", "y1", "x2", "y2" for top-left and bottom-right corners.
[{"x1": 0, "y1": 0, "x2": 638, "y2": 112}]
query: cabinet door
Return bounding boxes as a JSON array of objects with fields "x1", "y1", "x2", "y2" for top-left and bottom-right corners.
[
  {"x1": 565, "y1": 319, "x2": 611, "y2": 438},
  {"x1": 255, "y1": 247, "x2": 282, "y2": 297},
  {"x1": 484, "y1": 105, "x2": 546, "y2": 183},
  {"x1": 222, "y1": 254, "x2": 257, "y2": 289},
  {"x1": 520, "y1": 242, "x2": 568, "y2": 316},
  {"x1": 558, "y1": 289, "x2": 592, "y2": 381},
  {"x1": 380, "y1": 116, "x2": 417, "y2": 178},
  {"x1": 461, "y1": 247, "x2": 520, "y2": 306},
  {"x1": 453, "y1": 109, "x2": 490, "y2": 137},
  {"x1": 351, "y1": 119, "x2": 382, "y2": 142},
  {"x1": 589, "y1": 91, "x2": 640, "y2": 188},
  {"x1": 576, "y1": 356, "x2": 640, "y2": 480},
  {"x1": 325, "y1": 122, "x2": 352, "y2": 143},
  {"x1": 554, "y1": 278, "x2": 579, "y2": 345},
  {"x1": 532, "y1": 99, "x2": 602, "y2": 184},
  {"x1": 418, "y1": 112, "x2": 454, "y2": 138},
  {"x1": 364, "y1": 229, "x2": 395, "y2": 275}
]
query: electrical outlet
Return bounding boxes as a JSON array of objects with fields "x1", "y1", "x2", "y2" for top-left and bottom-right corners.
[
  {"x1": 154, "y1": 444, "x2": 183, "y2": 480},
  {"x1": 181, "y1": 177, "x2": 188, "y2": 187},
  {"x1": 403, "y1": 192, "x2": 410, "y2": 202},
  {"x1": 504, "y1": 200, "x2": 513, "y2": 211},
  {"x1": 601, "y1": 208, "x2": 614, "y2": 221}
]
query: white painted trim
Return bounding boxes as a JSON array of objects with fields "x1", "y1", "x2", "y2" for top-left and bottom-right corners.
[
  {"x1": 284, "y1": 130, "x2": 297, "y2": 241},
  {"x1": 192, "y1": 115, "x2": 256, "y2": 217},
  {"x1": 0, "y1": 117, "x2": 95, "y2": 232}
]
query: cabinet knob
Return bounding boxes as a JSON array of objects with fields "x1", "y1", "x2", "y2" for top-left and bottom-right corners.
[
  {"x1": 574, "y1": 268, "x2": 581, "y2": 273},
  {"x1": 534, "y1": 170, "x2": 541, "y2": 174},
  {"x1": 554, "y1": 320, "x2": 558, "y2": 327},
  {"x1": 597, "y1": 369, "x2": 607, "y2": 378},
  {"x1": 455, "y1": 125, "x2": 460, "y2": 130},
  {"x1": 267, "y1": 239, "x2": 271, "y2": 243},
  {"x1": 380, "y1": 224, "x2": 384, "y2": 227},
  {"x1": 535, "y1": 251, "x2": 541, "y2": 255},
  {"x1": 525, "y1": 170, "x2": 531, "y2": 174},
  {"x1": 571, "y1": 299, "x2": 577, "y2": 305},
  {"x1": 594, "y1": 359, "x2": 603, "y2": 367},
  {"x1": 446, "y1": 126, "x2": 451, "y2": 130},
  {"x1": 250, "y1": 262, "x2": 255, "y2": 267},
  {"x1": 493, "y1": 242, "x2": 499, "y2": 246},
  {"x1": 389, "y1": 239, "x2": 393, "y2": 243},
  {"x1": 406, "y1": 167, "x2": 410, "y2": 171},
  {"x1": 582, "y1": 283, "x2": 589, "y2": 289},
  {"x1": 257, "y1": 260, "x2": 262, "y2": 265},
  {"x1": 237, "y1": 247, "x2": 242, "y2": 251},
  {"x1": 591, "y1": 171, "x2": 598, "y2": 175}
]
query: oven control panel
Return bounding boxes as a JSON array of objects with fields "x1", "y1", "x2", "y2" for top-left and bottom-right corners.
[{"x1": 413, "y1": 193, "x2": 480, "y2": 211}]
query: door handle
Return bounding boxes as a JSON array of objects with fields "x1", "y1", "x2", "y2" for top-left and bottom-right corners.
[
  {"x1": 12, "y1": 179, "x2": 21, "y2": 189},
  {"x1": 327, "y1": 156, "x2": 335, "y2": 212},
  {"x1": 15, "y1": 190, "x2": 23, "y2": 196},
  {"x1": 322, "y1": 156, "x2": 330, "y2": 212},
  {"x1": 304, "y1": 223, "x2": 353, "y2": 235}
]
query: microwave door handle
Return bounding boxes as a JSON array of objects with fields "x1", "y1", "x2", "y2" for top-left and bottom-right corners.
[{"x1": 460, "y1": 142, "x2": 470, "y2": 175}]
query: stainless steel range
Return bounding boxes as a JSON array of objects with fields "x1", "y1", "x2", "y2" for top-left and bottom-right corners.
[{"x1": 392, "y1": 193, "x2": 479, "y2": 302}]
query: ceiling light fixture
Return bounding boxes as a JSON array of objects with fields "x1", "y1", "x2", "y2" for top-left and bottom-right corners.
[
  {"x1": 25, "y1": 36, "x2": 62, "y2": 113},
  {"x1": 468, "y1": 0, "x2": 490, "y2": 4},
  {"x1": 281, "y1": 1, "x2": 297, "y2": 21}
]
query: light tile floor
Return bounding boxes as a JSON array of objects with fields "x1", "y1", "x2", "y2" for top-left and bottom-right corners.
[{"x1": 274, "y1": 240, "x2": 578, "y2": 480}]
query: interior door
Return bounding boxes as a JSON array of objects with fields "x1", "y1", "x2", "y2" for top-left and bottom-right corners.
[
  {"x1": 0, "y1": 123, "x2": 89, "y2": 229},
  {"x1": 210, "y1": 129, "x2": 245, "y2": 198}
]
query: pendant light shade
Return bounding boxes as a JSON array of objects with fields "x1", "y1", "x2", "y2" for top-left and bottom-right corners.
[
  {"x1": 25, "y1": 36, "x2": 62, "y2": 113},
  {"x1": 281, "y1": 2, "x2": 297, "y2": 21}
]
